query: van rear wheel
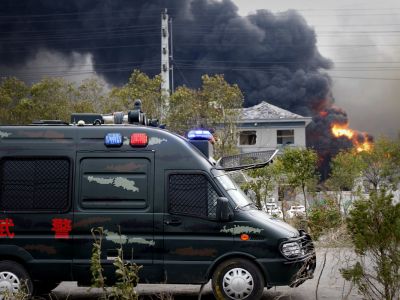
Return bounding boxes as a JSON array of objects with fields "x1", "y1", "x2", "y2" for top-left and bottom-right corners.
[
  {"x1": 0, "y1": 260, "x2": 32, "y2": 298},
  {"x1": 211, "y1": 258, "x2": 264, "y2": 300}
]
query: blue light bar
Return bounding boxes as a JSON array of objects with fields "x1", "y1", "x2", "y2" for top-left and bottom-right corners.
[
  {"x1": 187, "y1": 129, "x2": 213, "y2": 140},
  {"x1": 105, "y1": 133, "x2": 123, "y2": 147}
]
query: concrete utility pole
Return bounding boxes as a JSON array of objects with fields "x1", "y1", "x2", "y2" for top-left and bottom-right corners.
[
  {"x1": 161, "y1": 9, "x2": 170, "y2": 110},
  {"x1": 169, "y1": 16, "x2": 174, "y2": 94}
]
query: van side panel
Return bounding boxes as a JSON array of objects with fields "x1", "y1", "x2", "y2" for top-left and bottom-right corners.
[{"x1": 0, "y1": 149, "x2": 74, "y2": 283}]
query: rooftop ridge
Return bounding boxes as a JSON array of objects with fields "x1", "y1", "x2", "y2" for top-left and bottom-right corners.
[{"x1": 239, "y1": 101, "x2": 306, "y2": 120}]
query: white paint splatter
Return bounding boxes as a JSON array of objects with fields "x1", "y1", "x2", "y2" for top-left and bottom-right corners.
[
  {"x1": 148, "y1": 137, "x2": 167, "y2": 146},
  {"x1": 221, "y1": 225, "x2": 263, "y2": 235},
  {"x1": 128, "y1": 237, "x2": 155, "y2": 247},
  {"x1": 104, "y1": 230, "x2": 155, "y2": 247},
  {"x1": 87, "y1": 176, "x2": 139, "y2": 192},
  {"x1": 87, "y1": 176, "x2": 113, "y2": 185},
  {"x1": 104, "y1": 230, "x2": 128, "y2": 244},
  {"x1": 0, "y1": 131, "x2": 11, "y2": 138},
  {"x1": 113, "y1": 177, "x2": 139, "y2": 192}
]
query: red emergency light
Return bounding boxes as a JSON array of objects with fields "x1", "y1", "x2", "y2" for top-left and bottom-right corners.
[{"x1": 130, "y1": 133, "x2": 148, "y2": 147}]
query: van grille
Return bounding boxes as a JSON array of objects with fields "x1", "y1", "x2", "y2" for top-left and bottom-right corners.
[{"x1": 0, "y1": 158, "x2": 70, "y2": 211}]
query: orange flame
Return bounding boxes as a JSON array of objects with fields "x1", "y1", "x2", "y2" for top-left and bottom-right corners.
[
  {"x1": 331, "y1": 123, "x2": 372, "y2": 153},
  {"x1": 332, "y1": 124, "x2": 354, "y2": 139},
  {"x1": 319, "y1": 111, "x2": 328, "y2": 118}
]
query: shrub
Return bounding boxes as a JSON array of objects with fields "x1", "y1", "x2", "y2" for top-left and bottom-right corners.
[
  {"x1": 308, "y1": 198, "x2": 342, "y2": 240},
  {"x1": 341, "y1": 190, "x2": 400, "y2": 300},
  {"x1": 90, "y1": 227, "x2": 141, "y2": 300}
]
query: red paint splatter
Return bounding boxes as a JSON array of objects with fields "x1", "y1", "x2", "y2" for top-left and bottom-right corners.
[
  {"x1": 0, "y1": 218, "x2": 15, "y2": 238},
  {"x1": 51, "y1": 218, "x2": 72, "y2": 239}
]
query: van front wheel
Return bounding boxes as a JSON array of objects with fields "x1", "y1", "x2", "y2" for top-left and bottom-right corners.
[
  {"x1": 211, "y1": 258, "x2": 264, "y2": 300},
  {"x1": 0, "y1": 260, "x2": 33, "y2": 297}
]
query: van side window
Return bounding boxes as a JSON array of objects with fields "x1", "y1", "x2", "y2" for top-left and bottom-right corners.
[
  {"x1": 79, "y1": 158, "x2": 149, "y2": 209},
  {"x1": 168, "y1": 174, "x2": 219, "y2": 219},
  {"x1": 0, "y1": 158, "x2": 70, "y2": 211}
]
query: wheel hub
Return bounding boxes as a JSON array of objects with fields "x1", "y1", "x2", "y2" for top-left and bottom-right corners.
[
  {"x1": 222, "y1": 267, "x2": 254, "y2": 299},
  {"x1": 0, "y1": 271, "x2": 20, "y2": 295}
]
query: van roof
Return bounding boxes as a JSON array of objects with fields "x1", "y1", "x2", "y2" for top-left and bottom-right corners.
[{"x1": 0, "y1": 125, "x2": 214, "y2": 171}]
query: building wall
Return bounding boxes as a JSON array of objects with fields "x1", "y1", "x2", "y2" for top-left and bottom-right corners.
[{"x1": 237, "y1": 123, "x2": 307, "y2": 153}]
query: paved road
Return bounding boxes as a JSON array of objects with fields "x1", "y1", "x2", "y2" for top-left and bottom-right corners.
[{"x1": 51, "y1": 248, "x2": 362, "y2": 299}]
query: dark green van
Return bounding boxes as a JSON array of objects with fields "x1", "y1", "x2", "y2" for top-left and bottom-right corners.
[{"x1": 0, "y1": 110, "x2": 315, "y2": 300}]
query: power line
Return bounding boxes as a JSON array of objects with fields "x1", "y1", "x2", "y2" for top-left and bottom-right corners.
[
  {"x1": 0, "y1": 8, "x2": 177, "y2": 19},
  {"x1": 330, "y1": 76, "x2": 400, "y2": 80},
  {"x1": 2, "y1": 43, "x2": 160, "y2": 53},
  {"x1": 173, "y1": 62, "x2": 400, "y2": 80}
]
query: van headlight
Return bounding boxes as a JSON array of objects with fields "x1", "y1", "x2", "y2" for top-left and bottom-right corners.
[{"x1": 281, "y1": 241, "x2": 302, "y2": 258}]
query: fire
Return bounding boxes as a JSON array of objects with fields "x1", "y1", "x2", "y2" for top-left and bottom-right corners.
[
  {"x1": 331, "y1": 123, "x2": 372, "y2": 153},
  {"x1": 319, "y1": 110, "x2": 328, "y2": 118},
  {"x1": 332, "y1": 124, "x2": 354, "y2": 139}
]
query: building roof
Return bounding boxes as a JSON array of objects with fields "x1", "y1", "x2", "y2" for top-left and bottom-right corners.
[{"x1": 239, "y1": 101, "x2": 308, "y2": 121}]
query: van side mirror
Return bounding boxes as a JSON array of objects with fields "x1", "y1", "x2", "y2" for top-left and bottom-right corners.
[{"x1": 217, "y1": 197, "x2": 232, "y2": 222}]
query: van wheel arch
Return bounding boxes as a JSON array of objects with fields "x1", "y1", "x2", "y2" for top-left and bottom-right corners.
[
  {"x1": 0, "y1": 256, "x2": 30, "y2": 274},
  {"x1": 207, "y1": 253, "x2": 268, "y2": 284}
]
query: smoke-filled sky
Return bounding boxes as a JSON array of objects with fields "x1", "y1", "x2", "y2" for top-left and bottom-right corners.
[
  {"x1": 235, "y1": 0, "x2": 400, "y2": 139},
  {"x1": 0, "y1": 0, "x2": 399, "y2": 141}
]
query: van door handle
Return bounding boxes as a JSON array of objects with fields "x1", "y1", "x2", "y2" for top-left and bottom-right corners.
[{"x1": 164, "y1": 218, "x2": 182, "y2": 226}]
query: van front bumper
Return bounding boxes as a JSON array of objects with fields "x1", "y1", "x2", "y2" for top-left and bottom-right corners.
[{"x1": 257, "y1": 233, "x2": 316, "y2": 287}]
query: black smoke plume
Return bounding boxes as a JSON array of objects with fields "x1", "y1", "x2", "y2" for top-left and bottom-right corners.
[{"x1": 0, "y1": 0, "x2": 363, "y2": 176}]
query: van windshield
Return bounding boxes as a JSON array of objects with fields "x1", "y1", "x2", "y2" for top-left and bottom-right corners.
[{"x1": 213, "y1": 171, "x2": 253, "y2": 208}]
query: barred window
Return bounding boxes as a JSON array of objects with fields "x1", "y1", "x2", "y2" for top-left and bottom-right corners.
[
  {"x1": 0, "y1": 158, "x2": 70, "y2": 211},
  {"x1": 168, "y1": 174, "x2": 219, "y2": 219}
]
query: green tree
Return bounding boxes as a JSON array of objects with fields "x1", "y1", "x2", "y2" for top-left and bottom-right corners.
[
  {"x1": 30, "y1": 77, "x2": 75, "y2": 122},
  {"x1": 167, "y1": 85, "x2": 200, "y2": 135},
  {"x1": 308, "y1": 197, "x2": 342, "y2": 240},
  {"x1": 168, "y1": 74, "x2": 243, "y2": 158},
  {"x1": 279, "y1": 147, "x2": 319, "y2": 216},
  {"x1": 342, "y1": 190, "x2": 400, "y2": 300},
  {"x1": 0, "y1": 77, "x2": 30, "y2": 124},
  {"x1": 201, "y1": 74, "x2": 243, "y2": 158},
  {"x1": 74, "y1": 77, "x2": 108, "y2": 113},
  {"x1": 326, "y1": 149, "x2": 364, "y2": 215},
  {"x1": 359, "y1": 137, "x2": 400, "y2": 191},
  {"x1": 242, "y1": 164, "x2": 275, "y2": 209},
  {"x1": 108, "y1": 70, "x2": 163, "y2": 121}
]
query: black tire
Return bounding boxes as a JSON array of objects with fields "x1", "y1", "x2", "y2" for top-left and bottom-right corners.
[
  {"x1": 0, "y1": 260, "x2": 33, "y2": 297},
  {"x1": 212, "y1": 258, "x2": 264, "y2": 300}
]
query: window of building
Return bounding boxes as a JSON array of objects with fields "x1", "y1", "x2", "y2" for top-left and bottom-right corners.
[
  {"x1": 0, "y1": 158, "x2": 70, "y2": 211},
  {"x1": 239, "y1": 131, "x2": 257, "y2": 145},
  {"x1": 277, "y1": 130, "x2": 294, "y2": 145},
  {"x1": 168, "y1": 174, "x2": 219, "y2": 219}
]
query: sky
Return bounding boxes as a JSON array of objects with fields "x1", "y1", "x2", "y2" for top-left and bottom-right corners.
[{"x1": 233, "y1": 0, "x2": 400, "y2": 138}]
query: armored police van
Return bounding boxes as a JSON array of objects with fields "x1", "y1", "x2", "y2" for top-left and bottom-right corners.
[{"x1": 0, "y1": 102, "x2": 315, "y2": 300}]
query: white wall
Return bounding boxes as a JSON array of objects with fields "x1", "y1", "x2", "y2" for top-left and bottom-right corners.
[{"x1": 238, "y1": 125, "x2": 307, "y2": 153}]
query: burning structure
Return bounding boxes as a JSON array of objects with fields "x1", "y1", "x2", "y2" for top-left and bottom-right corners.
[{"x1": 0, "y1": 0, "x2": 372, "y2": 176}]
